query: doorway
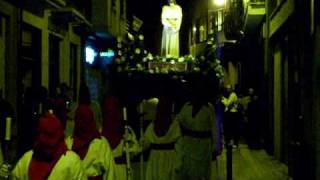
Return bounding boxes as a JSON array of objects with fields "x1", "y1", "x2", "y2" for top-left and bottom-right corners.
[
  {"x1": 21, "y1": 24, "x2": 41, "y2": 92},
  {"x1": 273, "y1": 42, "x2": 289, "y2": 164},
  {"x1": 49, "y1": 35, "x2": 60, "y2": 96}
]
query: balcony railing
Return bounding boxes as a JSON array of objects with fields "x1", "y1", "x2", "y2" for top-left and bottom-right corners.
[
  {"x1": 66, "y1": 0, "x2": 91, "y2": 20},
  {"x1": 242, "y1": 0, "x2": 265, "y2": 34},
  {"x1": 244, "y1": 0, "x2": 265, "y2": 16},
  {"x1": 223, "y1": 0, "x2": 245, "y2": 39}
]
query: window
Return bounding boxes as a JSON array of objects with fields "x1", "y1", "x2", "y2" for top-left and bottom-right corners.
[
  {"x1": 49, "y1": 35, "x2": 60, "y2": 96},
  {"x1": 21, "y1": 24, "x2": 41, "y2": 90}
]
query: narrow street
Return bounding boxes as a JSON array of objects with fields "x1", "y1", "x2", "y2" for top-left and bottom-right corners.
[
  {"x1": 216, "y1": 144, "x2": 289, "y2": 180},
  {"x1": 129, "y1": 143, "x2": 290, "y2": 180}
]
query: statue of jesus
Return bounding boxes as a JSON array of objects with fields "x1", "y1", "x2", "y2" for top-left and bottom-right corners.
[{"x1": 161, "y1": 0, "x2": 182, "y2": 58}]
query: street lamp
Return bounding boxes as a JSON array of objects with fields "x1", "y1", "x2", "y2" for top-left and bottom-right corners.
[
  {"x1": 193, "y1": 27, "x2": 197, "y2": 32},
  {"x1": 214, "y1": 0, "x2": 225, "y2": 6}
]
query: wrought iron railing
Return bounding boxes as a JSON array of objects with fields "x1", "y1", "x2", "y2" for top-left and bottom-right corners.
[
  {"x1": 66, "y1": 0, "x2": 91, "y2": 20},
  {"x1": 243, "y1": 0, "x2": 265, "y2": 16},
  {"x1": 223, "y1": 0, "x2": 245, "y2": 39}
]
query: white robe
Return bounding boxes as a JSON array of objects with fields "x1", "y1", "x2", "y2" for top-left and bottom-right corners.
[
  {"x1": 161, "y1": 4, "x2": 182, "y2": 58},
  {"x1": 112, "y1": 140, "x2": 127, "y2": 180},
  {"x1": 144, "y1": 120, "x2": 181, "y2": 180},
  {"x1": 175, "y1": 102, "x2": 218, "y2": 180},
  {"x1": 66, "y1": 137, "x2": 114, "y2": 180},
  {"x1": 12, "y1": 150, "x2": 86, "y2": 180}
]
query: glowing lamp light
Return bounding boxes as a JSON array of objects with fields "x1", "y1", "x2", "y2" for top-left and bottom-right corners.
[
  {"x1": 100, "y1": 49, "x2": 115, "y2": 58},
  {"x1": 135, "y1": 48, "x2": 141, "y2": 54},
  {"x1": 86, "y1": 47, "x2": 96, "y2": 64},
  {"x1": 193, "y1": 27, "x2": 197, "y2": 32},
  {"x1": 138, "y1": 34, "x2": 144, "y2": 41},
  {"x1": 214, "y1": 0, "x2": 225, "y2": 6}
]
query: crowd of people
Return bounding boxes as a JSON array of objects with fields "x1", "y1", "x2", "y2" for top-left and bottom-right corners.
[
  {"x1": 0, "y1": 77, "x2": 262, "y2": 179},
  {"x1": 221, "y1": 85, "x2": 262, "y2": 150}
]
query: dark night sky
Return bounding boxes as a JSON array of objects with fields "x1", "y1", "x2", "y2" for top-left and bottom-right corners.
[{"x1": 127, "y1": 0, "x2": 190, "y2": 55}]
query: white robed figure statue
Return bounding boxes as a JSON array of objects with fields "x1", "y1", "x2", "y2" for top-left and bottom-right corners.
[{"x1": 161, "y1": 0, "x2": 182, "y2": 58}]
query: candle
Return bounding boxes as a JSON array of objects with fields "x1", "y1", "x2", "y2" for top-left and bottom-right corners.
[
  {"x1": 5, "y1": 117, "x2": 11, "y2": 141},
  {"x1": 172, "y1": 103, "x2": 175, "y2": 113},
  {"x1": 39, "y1": 103, "x2": 43, "y2": 114},
  {"x1": 123, "y1": 107, "x2": 127, "y2": 121}
]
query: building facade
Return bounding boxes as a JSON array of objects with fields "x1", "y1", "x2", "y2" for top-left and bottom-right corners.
[
  {"x1": 186, "y1": 0, "x2": 319, "y2": 179},
  {"x1": 259, "y1": 0, "x2": 317, "y2": 179},
  {"x1": 185, "y1": 0, "x2": 246, "y2": 89},
  {"x1": 0, "y1": 0, "x2": 128, "y2": 161}
]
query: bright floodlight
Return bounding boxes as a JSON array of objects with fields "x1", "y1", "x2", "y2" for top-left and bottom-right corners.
[
  {"x1": 86, "y1": 47, "x2": 95, "y2": 64},
  {"x1": 214, "y1": 0, "x2": 225, "y2": 6}
]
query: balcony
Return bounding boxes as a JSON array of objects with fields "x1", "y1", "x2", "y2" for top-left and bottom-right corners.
[
  {"x1": 223, "y1": 0, "x2": 245, "y2": 40},
  {"x1": 66, "y1": 0, "x2": 91, "y2": 20},
  {"x1": 245, "y1": 0, "x2": 265, "y2": 15},
  {"x1": 243, "y1": 0, "x2": 266, "y2": 34}
]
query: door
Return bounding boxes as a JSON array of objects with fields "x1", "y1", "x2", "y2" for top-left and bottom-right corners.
[
  {"x1": 49, "y1": 35, "x2": 60, "y2": 96},
  {"x1": 21, "y1": 24, "x2": 41, "y2": 90},
  {"x1": 273, "y1": 41, "x2": 290, "y2": 164},
  {"x1": 286, "y1": 24, "x2": 311, "y2": 180},
  {"x1": 273, "y1": 46, "x2": 282, "y2": 160}
]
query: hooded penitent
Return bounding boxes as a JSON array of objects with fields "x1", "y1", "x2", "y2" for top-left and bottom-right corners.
[
  {"x1": 29, "y1": 113, "x2": 67, "y2": 180},
  {"x1": 154, "y1": 96, "x2": 173, "y2": 137},
  {"x1": 72, "y1": 105, "x2": 100, "y2": 159},
  {"x1": 102, "y1": 96, "x2": 123, "y2": 149}
]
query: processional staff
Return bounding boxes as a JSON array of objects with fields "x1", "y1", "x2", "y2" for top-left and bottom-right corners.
[{"x1": 123, "y1": 107, "x2": 133, "y2": 180}]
